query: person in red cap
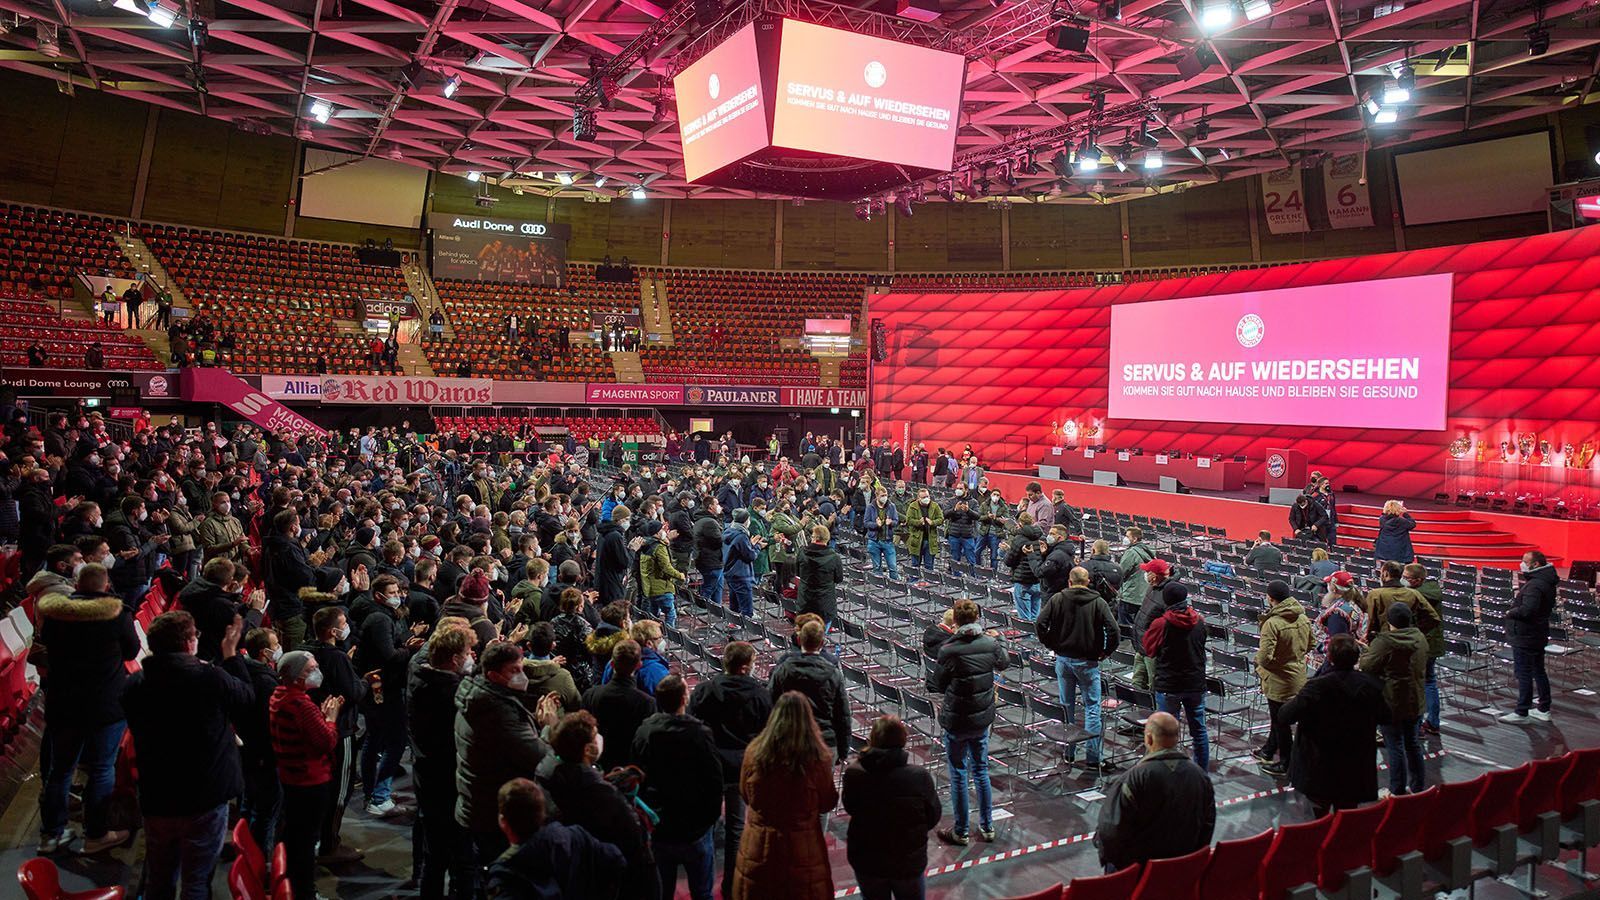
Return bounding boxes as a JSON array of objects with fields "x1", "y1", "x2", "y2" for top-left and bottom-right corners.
[
  {"x1": 441, "y1": 571, "x2": 497, "y2": 651},
  {"x1": 1311, "y1": 571, "x2": 1368, "y2": 674},
  {"x1": 1130, "y1": 558, "x2": 1172, "y2": 688}
]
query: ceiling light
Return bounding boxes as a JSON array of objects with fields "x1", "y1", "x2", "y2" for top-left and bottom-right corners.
[
  {"x1": 1112, "y1": 145, "x2": 1130, "y2": 173},
  {"x1": 188, "y1": 18, "x2": 207, "y2": 48},
  {"x1": 1021, "y1": 151, "x2": 1040, "y2": 175},
  {"x1": 1362, "y1": 97, "x2": 1381, "y2": 117},
  {"x1": 557, "y1": 172, "x2": 574, "y2": 185},
  {"x1": 1076, "y1": 147, "x2": 1100, "y2": 173},
  {"x1": 1198, "y1": 0, "x2": 1234, "y2": 31},
  {"x1": 146, "y1": 0, "x2": 177, "y2": 28},
  {"x1": 593, "y1": 175, "x2": 607, "y2": 188},
  {"x1": 1381, "y1": 78, "x2": 1409, "y2": 105},
  {"x1": 895, "y1": 192, "x2": 915, "y2": 217},
  {"x1": 309, "y1": 99, "x2": 331, "y2": 124},
  {"x1": 1050, "y1": 150, "x2": 1072, "y2": 177},
  {"x1": 854, "y1": 201, "x2": 871, "y2": 221},
  {"x1": 1395, "y1": 62, "x2": 1415, "y2": 94},
  {"x1": 442, "y1": 74, "x2": 461, "y2": 99},
  {"x1": 1143, "y1": 150, "x2": 1165, "y2": 169},
  {"x1": 1527, "y1": 26, "x2": 1550, "y2": 57},
  {"x1": 935, "y1": 179, "x2": 955, "y2": 201},
  {"x1": 631, "y1": 186, "x2": 647, "y2": 200},
  {"x1": 1243, "y1": 0, "x2": 1271, "y2": 18},
  {"x1": 1373, "y1": 107, "x2": 1398, "y2": 124},
  {"x1": 1195, "y1": 118, "x2": 1211, "y2": 141},
  {"x1": 35, "y1": 22, "x2": 59, "y2": 57},
  {"x1": 466, "y1": 171, "x2": 482, "y2": 182}
]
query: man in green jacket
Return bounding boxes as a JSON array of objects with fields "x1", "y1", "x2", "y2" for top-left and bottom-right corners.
[
  {"x1": 1116, "y1": 527, "x2": 1156, "y2": 688},
  {"x1": 1359, "y1": 603, "x2": 1427, "y2": 796},
  {"x1": 905, "y1": 488, "x2": 943, "y2": 571},
  {"x1": 767, "y1": 499, "x2": 803, "y2": 595},
  {"x1": 638, "y1": 521, "x2": 686, "y2": 627},
  {"x1": 1401, "y1": 563, "x2": 1447, "y2": 735},
  {"x1": 747, "y1": 498, "x2": 774, "y2": 582},
  {"x1": 974, "y1": 489, "x2": 1009, "y2": 573}
]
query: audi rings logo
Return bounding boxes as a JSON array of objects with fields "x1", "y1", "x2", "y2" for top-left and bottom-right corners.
[
  {"x1": 1266, "y1": 453, "x2": 1286, "y2": 479},
  {"x1": 709, "y1": 73, "x2": 721, "y2": 100},
  {"x1": 1236, "y1": 313, "x2": 1265, "y2": 348},
  {"x1": 864, "y1": 60, "x2": 887, "y2": 88},
  {"x1": 519, "y1": 223, "x2": 547, "y2": 236}
]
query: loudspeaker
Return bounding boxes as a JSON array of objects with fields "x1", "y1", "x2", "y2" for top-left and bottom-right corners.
[
  {"x1": 1159, "y1": 476, "x2": 1182, "y2": 493},
  {"x1": 1046, "y1": 23, "x2": 1090, "y2": 52},
  {"x1": 1267, "y1": 487, "x2": 1303, "y2": 505},
  {"x1": 694, "y1": 0, "x2": 723, "y2": 25},
  {"x1": 1038, "y1": 465, "x2": 1062, "y2": 480},
  {"x1": 572, "y1": 106, "x2": 596, "y2": 141},
  {"x1": 1092, "y1": 470, "x2": 1125, "y2": 487},
  {"x1": 1175, "y1": 45, "x2": 1219, "y2": 80}
]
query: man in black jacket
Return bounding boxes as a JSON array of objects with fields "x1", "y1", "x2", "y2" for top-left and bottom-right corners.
[
  {"x1": 308, "y1": 604, "x2": 366, "y2": 862},
  {"x1": 179, "y1": 558, "x2": 265, "y2": 661},
  {"x1": 105, "y1": 494, "x2": 169, "y2": 604},
  {"x1": 484, "y1": 777, "x2": 625, "y2": 900},
  {"x1": 1036, "y1": 567, "x2": 1121, "y2": 773},
  {"x1": 1094, "y1": 711, "x2": 1215, "y2": 873},
  {"x1": 265, "y1": 509, "x2": 314, "y2": 650},
  {"x1": 796, "y1": 525, "x2": 844, "y2": 627},
  {"x1": 357, "y1": 574, "x2": 423, "y2": 817},
  {"x1": 537, "y1": 711, "x2": 660, "y2": 900},
  {"x1": 1502, "y1": 550, "x2": 1558, "y2": 724},
  {"x1": 408, "y1": 624, "x2": 475, "y2": 899},
  {"x1": 692, "y1": 499, "x2": 724, "y2": 607},
  {"x1": 770, "y1": 620, "x2": 850, "y2": 762},
  {"x1": 123, "y1": 610, "x2": 255, "y2": 897},
  {"x1": 631, "y1": 675, "x2": 723, "y2": 900},
  {"x1": 33, "y1": 563, "x2": 140, "y2": 854},
  {"x1": 932, "y1": 599, "x2": 1009, "y2": 846},
  {"x1": 594, "y1": 505, "x2": 634, "y2": 606},
  {"x1": 1035, "y1": 525, "x2": 1076, "y2": 605},
  {"x1": 943, "y1": 493, "x2": 981, "y2": 577},
  {"x1": 687, "y1": 641, "x2": 772, "y2": 898},
  {"x1": 842, "y1": 716, "x2": 941, "y2": 899},
  {"x1": 239, "y1": 628, "x2": 284, "y2": 852},
  {"x1": 1140, "y1": 578, "x2": 1210, "y2": 771},
  {"x1": 581, "y1": 639, "x2": 656, "y2": 771},
  {"x1": 1279, "y1": 635, "x2": 1389, "y2": 817}
]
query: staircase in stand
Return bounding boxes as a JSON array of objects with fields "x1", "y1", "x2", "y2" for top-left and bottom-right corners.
[
  {"x1": 404, "y1": 261, "x2": 454, "y2": 340},
  {"x1": 397, "y1": 340, "x2": 435, "y2": 377},
  {"x1": 639, "y1": 278, "x2": 673, "y2": 346},
  {"x1": 110, "y1": 231, "x2": 190, "y2": 365},
  {"x1": 1336, "y1": 504, "x2": 1548, "y2": 568},
  {"x1": 610, "y1": 350, "x2": 645, "y2": 383}
]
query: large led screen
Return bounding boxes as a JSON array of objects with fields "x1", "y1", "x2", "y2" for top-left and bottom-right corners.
[
  {"x1": 427, "y1": 214, "x2": 569, "y2": 287},
  {"x1": 674, "y1": 23, "x2": 770, "y2": 181},
  {"x1": 771, "y1": 19, "x2": 965, "y2": 171},
  {"x1": 1107, "y1": 275, "x2": 1453, "y2": 429}
]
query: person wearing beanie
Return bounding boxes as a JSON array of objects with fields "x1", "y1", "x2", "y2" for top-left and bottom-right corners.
[
  {"x1": 441, "y1": 571, "x2": 497, "y2": 651},
  {"x1": 639, "y1": 518, "x2": 687, "y2": 628},
  {"x1": 1252, "y1": 580, "x2": 1311, "y2": 777},
  {"x1": 1359, "y1": 602, "x2": 1428, "y2": 795},
  {"x1": 723, "y1": 507, "x2": 763, "y2": 618},
  {"x1": 594, "y1": 503, "x2": 633, "y2": 607},
  {"x1": 1139, "y1": 578, "x2": 1210, "y2": 770}
]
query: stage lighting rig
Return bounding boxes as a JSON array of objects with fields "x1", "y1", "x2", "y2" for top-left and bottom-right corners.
[
  {"x1": 572, "y1": 106, "x2": 597, "y2": 141},
  {"x1": 895, "y1": 191, "x2": 915, "y2": 217},
  {"x1": 935, "y1": 178, "x2": 956, "y2": 201}
]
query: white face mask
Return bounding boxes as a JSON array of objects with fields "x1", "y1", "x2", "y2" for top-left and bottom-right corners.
[
  {"x1": 655, "y1": 638, "x2": 667, "y2": 652},
  {"x1": 991, "y1": 494, "x2": 1000, "y2": 502},
  {"x1": 305, "y1": 669, "x2": 325, "y2": 689},
  {"x1": 461, "y1": 656, "x2": 475, "y2": 674},
  {"x1": 385, "y1": 595, "x2": 403, "y2": 609},
  {"x1": 336, "y1": 625, "x2": 351, "y2": 641},
  {"x1": 270, "y1": 647, "x2": 284, "y2": 663},
  {"x1": 506, "y1": 671, "x2": 530, "y2": 691},
  {"x1": 72, "y1": 561, "x2": 87, "y2": 578}
]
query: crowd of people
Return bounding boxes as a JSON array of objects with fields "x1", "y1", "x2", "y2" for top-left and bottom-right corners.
[{"x1": 0, "y1": 409, "x2": 1564, "y2": 900}]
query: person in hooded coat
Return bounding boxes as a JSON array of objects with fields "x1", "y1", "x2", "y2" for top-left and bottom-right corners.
[
  {"x1": 1502, "y1": 549, "x2": 1558, "y2": 724},
  {"x1": 1252, "y1": 580, "x2": 1311, "y2": 778},
  {"x1": 1359, "y1": 603, "x2": 1428, "y2": 796},
  {"x1": 733, "y1": 692, "x2": 838, "y2": 900},
  {"x1": 795, "y1": 525, "x2": 843, "y2": 626},
  {"x1": 1279, "y1": 634, "x2": 1389, "y2": 817},
  {"x1": 841, "y1": 716, "x2": 941, "y2": 900},
  {"x1": 593, "y1": 505, "x2": 633, "y2": 606}
]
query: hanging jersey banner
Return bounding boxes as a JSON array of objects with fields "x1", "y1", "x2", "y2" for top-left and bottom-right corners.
[
  {"x1": 1322, "y1": 154, "x2": 1374, "y2": 229},
  {"x1": 1261, "y1": 167, "x2": 1309, "y2": 234}
]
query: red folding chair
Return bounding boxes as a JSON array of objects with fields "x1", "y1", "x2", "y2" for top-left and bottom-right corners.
[
  {"x1": 1371, "y1": 786, "x2": 1438, "y2": 876},
  {"x1": 1129, "y1": 845, "x2": 1209, "y2": 900},
  {"x1": 1063, "y1": 865, "x2": 1142, "y2": 900},
  {"x1": 1261, "y1": 815, "x2": 1333, "y2": 900},
  {"x1": 999, "y1": 884, "x2": 1063, "y2": 900},
  {"x1": 1316, "y1": 799, "x2": 1391, "y2": 891},
  {"x1": 231, "y1": 819, "x2": 265, "y2": 887},
  {"x1": 17, "y1": 858, "x2": 126, "y2": 900}
]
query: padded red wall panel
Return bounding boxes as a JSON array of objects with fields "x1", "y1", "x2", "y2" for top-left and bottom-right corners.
[{"x1": 869, "y1": 226, "x2": 1600, "y2": 501}]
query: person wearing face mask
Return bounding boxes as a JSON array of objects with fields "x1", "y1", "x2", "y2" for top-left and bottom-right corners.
[
  {"x1": 905, "y1": 489, "x2": 944, "y2": 573},
  {"x1": 944, "y1": 492, "x2": 982, "y2": 579},
  {"x1": 356, "y1": 575, "x2": 427, "y2": 817},
  {"x1": 972, "y1": 490, "x2": 1006, "y2": 573},
  {"x1": 454, "y1": 640, "x2": 562, "y2": 869},
  {"x1": 238, "y1": 628, "x2": 285, "y2": 853},
  {"x1": 24, "y1": 544, "x2": 82, "y2": 611},
  {"x1": 407, "y1": 625, "x2": 477, "y2": 900},
  {"x1": 122, "y1": 610, "x2": 254, "y2": 899},
  {"x1": 32, "y1": 562, "x2": 141, "y2": 855},
  {"x1": 864, "y1": 488, "x2": 901, "y2": 582},
  {"x1": 178, "y1": 558, "x2": 266, "y2": 662},
  {"x1": 536, "y1": 711, "x2": 661, "y2": 899},
  {"x1": 265, "y1": 510, "x2": 317, "y2": 651},
  {"x1": 521, "y1": 621, "x2": 581, "y2": 711},
  {"x1": 271, "y1": 651, "x2": 345, "y2": 900},
  {"x1": 1500, "y1": 550, "x2": 1558, "y2": 725},
  {"x1": 307, "y1": 605, "x2": 368, "y2": 863},
  {"x1": 105, "y1": 495, "x2": 169, "y2": 605},
  {"x1": 601, "y1": 620, "x2": 671, "y2": 695}
]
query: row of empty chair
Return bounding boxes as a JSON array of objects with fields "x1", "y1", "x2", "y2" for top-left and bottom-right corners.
[
  {"x1": 0, "y1": 203, "x2": 134, "y2": 301},
  {"x1": 0, "y1": 298, "x2": 161, "y2": 370},
  {"x1": 431, "y1": 414, "x2": 663, "y2": 443}
]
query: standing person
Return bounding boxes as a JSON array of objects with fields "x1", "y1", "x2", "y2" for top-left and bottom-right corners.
[
  {"x1": 732, "y1": 692, "x2": 839, "y2": 900},
  {"x1": 974, "y1": 488, "x2": 1007, "y2": 572},
  {"x1": 33, "y1": 563, "x2": 140, "y2": 854},
  {"x1": 1252, "y1": 581, "x2": 1311, "y2": 778},
  {"x1": 1279, "y1": 634, "x2": 1388, "y2": 817},
  {"x1": 1364, "y1": 560, "x2": 1440, "y2": 642},
  {"x1": 841, "y1": 716, "x2": 941, "y2": 900},
  {"x1": 356, "y1": 575, "x2": 422, "y2": 817},
  {"x1": 1359, "y1": 603, "x2": 1428, "y2": 796},
  {"x1": 632, "y1": 675, "x2": 724, "y2": 900},
  {"x1": 408, "y1": 626, "x2": 474, "y2": 900},
  {"x1": 539, "y1": 711, "x2": 660, "y2": 900},
  {"x1": 270, "y1": 651, "x2": 342, "y2": 900},
  {"x1": 638, "y1": 520, "x2": 686, "y2": 628},
  {"x1": 594, "y1": 504, "x2": 634, "y2": 606},
  {"x1": 1500, "y1": 550, "x2": 1557, "y2": 724},
  {"x1": 307, "y1": 605, "x2": 365, "y2": 864},
  {"x1": 1093, "y1": 712, "x2": 1215, "y2": 873},
  {"x1": 122, "y1": 611, "x2": 255, "y2": 900},
  {"x1": 688, "y1": 641, "x2": 772, "y2": 899},
  {"x1": 1035, "y1": 567, "x2": 1120, "y2": 773},
  {"x1": 864, "y1": 486, "x2": 901, "y2": 581},
  {"x1": 581, "y1": 640, "x2": 656, "y2": 771},
  {"x1": 1002, "y1": 518, "x2": 1045, "y2": 624},
  {"x1": 904, "y1": 488, "x2": 943, "y2": 572},
  {"x1": 238, "y1": 629, "x2": 284, "y2": 854},
  {"x1": 1373, "y1": 499, "x2": 1417, "y2": 564},
  {"x1": 795, "y1": 525, "x2": 843, "y2": 629},
  {"x1": 483, "y1": 777, "x2": 625, "y2": 898},
  {"x1": 723, "y1": 509, "x2": 763, "y2": 618},
  {"x1": 123, "y1": 283, "x2": 143, "y2": 328},
  {"x1": 1116, "y1": 527, "x2": 1156, "y2": 686},
  {"x1": 943, "y1": 492, "x2": 980, "y2": 577},
  {"x1": 1401, "y1": 563, "x2": 1448, "y2": 734},
  {"x1": 931, "y1": 599, "x2": 1009, "y2": 846},
  {"x1": 769, "y1": 620, "x2": 850, "y2": 763},
  {"x1": 1289, "y1": 495, "x2": 1326, "y2": 541},
  {"x1": 1020, "y1": 481, "x2": 1054, "y2": 528},
  {"x1": 1140, "y1": 575, "x2": 1209, "y2": 771},
  {"x1": 694, "y1": 498, "x2": 725, "y2": 607}
]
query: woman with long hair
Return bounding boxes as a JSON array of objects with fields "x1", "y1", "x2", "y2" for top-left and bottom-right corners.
[
  {"x1": 733, "y1": 691, "x2": 838, "y2": 900},
  {"x1": 1373, "y1": 499, "x2": 1416, "y2": 564}
]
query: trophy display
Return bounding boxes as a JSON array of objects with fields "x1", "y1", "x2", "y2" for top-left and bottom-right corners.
[
  {"x1": 1516, "y1": 432, "x2": 1537, "y2": 463},
  {"x1": 1446, "y1": 436, "x2": 1471, "y2": 459},
  {"x1": 1539, "y1": 440, "x2": 1552, "y2": 466}
]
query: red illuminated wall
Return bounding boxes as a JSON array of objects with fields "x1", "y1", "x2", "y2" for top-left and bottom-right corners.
[{"x1": 869, "y1": 226, "x2": 1600, "y2": 501}]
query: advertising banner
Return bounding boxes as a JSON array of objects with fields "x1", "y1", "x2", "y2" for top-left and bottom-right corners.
[
  {"x1": 428, "y1": 213, "x2": 570, "y2": 287},
  {"x1": 180, "y1": 369, "x2": 326, "y2": 438},
  {"x1": 1106, "y1": 274, "x2": 1453, "y2": 429},
  {"x1": 1322, "y1": 154, "x2": 1374, "y2": 229},
  {"x1": 319, "y1": 375, "x2": 493, "y2": 406},
  {"x1": 492, "y1": 381, "x2": 590, "y2": 405},
  {"x1": 585, "y1": 384, "x2": 686, "y2": 405},
  {"x1": 360, "y1": 298, "x2": 418, "y2": 321},
  {"x1": 1, "y1": 367, "x2": 175, "y2": 399},
  {"x1": 804, "y1": 318, "x2": 853, "y2": 334},
  {"x1": 780, "y1": 386, "x2": 869, "y2": 408},
  {"x1": 260, "y1": 375, "x2": 324, "y2": 400},
  {"x1": 685, "y1": 385, "x2": 780, "y2": 406},
  {"x1": 592, "y1": 310, "x2": 644, "y2": 329},
  {"x1": 675, "y1": 22, "x2": 771, "y2": 181},
  {"x1": 1261, "y1": 167, "x2": 1309, "y2": 234}
]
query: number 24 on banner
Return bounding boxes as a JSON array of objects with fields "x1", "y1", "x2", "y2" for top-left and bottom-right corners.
[{"x1": 1261, "y1": 168, "x2": 1309, "y2": 234}]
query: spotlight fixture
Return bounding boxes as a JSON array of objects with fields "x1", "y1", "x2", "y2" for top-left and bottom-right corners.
[
  {"x1": 1373, "y1": 107, "x2": 1398, "y2": 124},
  {"x1": 466, "y1": 170, "x2": 482, "y2": 182},
  {"x1": 1242, "y1": 0, "x2": 1271, "y2": 20},
  {"x1": 1137, "y1": 117, "x2": 1160, "y2": 147},
  {"x1": 975, "y1": 176, "x2": 992, "y2": 196},
  {"x1": 309, "y1": 99, "x2": 331, "y2": 124},
  {"x1": 1021, "y1": 151, "x2": 1040, "y2": 175},
  {"x1": 1527, "y1": 25, "x2": 1550, "y2": 57},
  {"x1": 556, "y1": 172, "x2": 575, "y2": 185},
  {"x1": 1143, "y1": 149, "x2": 1165, "y2": 169},
  {"x1": 594, "y1": 175, "x2": 607, "y2": 188},
  {"x1": 935, "y1": 178, "x2": 956, "y2": 201},
  {"x1": 1381, "y1": 77, "x2": 1408, "y2": 105},
  {"x1": 1076, "y1": 139, "x2": 1100, "y2": 172},
  {"x1": 871, "y1": 196, "x2": 887, "y2": 217},
  {"x1": 146, "y1": 0, "x2": 177, "y2": 28},
  {"x1": 1111, "y1": 144, "x2": 1130, "y2": 173},
  {"x1": 1000, "y1": 161, "x2": 1018, "y2": 189},
  {"x1": 187, "y1": 17, "x2": 207, "y2": 48},
  {"x1": 1198, "y1": 0, "x2": 1234, "y2": 31},
  {"x1": 35, "y1": 22, "x2": 59, "y2": 57},
  {"x1": 442, "y1": 73, "x2": 461, "y2": 98},
  {"x1": 854, "y1": 201, "x2": 871, "y2": 221},
  {"x1": 1395, "y1": 61, "x2": 1415, "y2": 94},
  {"x1": 1050, "y1": 149, "x2": 1072, "y2": 177},
  {"x1": 1195, "y1": 118, "x2": 1211, "y2": 141},
  {"x1": 631, "y1": 186, "x2": 647, "y2": 200},
  {"x1": 895, "y1": 191, "x2": 915, "y2": 217},
  {"x1": 1362, "y1": 96, "x2": 1381, "y2": 117}
]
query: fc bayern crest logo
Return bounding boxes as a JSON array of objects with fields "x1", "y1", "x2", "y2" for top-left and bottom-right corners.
[
  {"x1": 708, "y1": 74, "x2": 720, "y2": 100},
  {"x1": 320, "y1": 378, "x2": 341, "y2": 401},
  {"x1": 1236, "y1": 314, "x2": 1265, "y2": 348},
  {"x1": 864, "y1": 61, "x2": 887, "y2": 88},
  {"x1": 1266, "y1": 453, "x2": 1286, "y2": 479},
  {"x1": 687, "y1": 387, "x2": 704, "y2": 404}
]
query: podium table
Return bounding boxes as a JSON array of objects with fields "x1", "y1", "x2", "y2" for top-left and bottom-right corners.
[{"x1": 1040, "y1": 450, "x2": 1247, "y2": 492}]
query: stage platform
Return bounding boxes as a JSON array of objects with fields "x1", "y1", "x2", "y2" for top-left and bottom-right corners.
[{"x1": 987, "y1": 470, "x2": 1600, "y2": 570}]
